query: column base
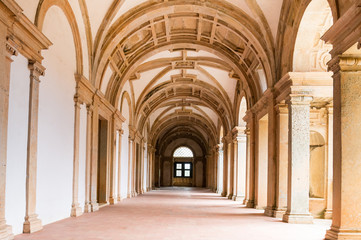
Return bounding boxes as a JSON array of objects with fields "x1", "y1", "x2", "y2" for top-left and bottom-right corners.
[
  {"x1": 244, "y1": 200, "x2": 254, "y2": 208},
  {"x1": 0, "y1": 223, "x2": 14, "y2": 240},
  {"x1": 23, "y1": 214, "x2": 43, "y2": 233},
  {"x1": 232, "y1": 195, "x2": 245, "y2": 202},
  {"x1": 264, "y1": 207, "x2": 275, "y2": 217},
  {"x1": 70, "y1": 204, "x2": 83, "y2": 217},
  {"x1": 109, "y1": 197, "x2": 117, "y2": 205},
  {"x1": 227, "y1": 194, "x2": 233, "y2": 199},
  {"x1": 91, "y1": 202, "x2": 99, "y2": 212},
  {"x1": 127, "y1": 193, "x2": 132, "y2": 198},
  {"x1": 273, "y1": 208, "x2": 286, "y2": 219},
  {"x1": 84, "y1": 203, "x2": 92, "y2": 213},
  {"x1": 255, "y1": 205, "x2": 266, "y2": 210},
  {"x1": 282, "y1": 213, "x2": 313, "y2": 224},
  {"x1": 325, "y1": 226, "x2": 361, "y2": 240},
  {"x1": 324, "y1": 209, "x2": 332, "y2": 219},
  {"x1": 221, "y1": 191, "x2": 227, "y2": 197}
]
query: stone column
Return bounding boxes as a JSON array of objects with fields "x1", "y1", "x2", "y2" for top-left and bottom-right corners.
[
  {"x1": 0, "y1": 34, "x2": 17, "y2": 240},
  {"x1": 325, "y1": 56, "x2": 361, "y2": 239},
  {"x1": 217, "y1": 144, "x2": 224, "y2": 195},
  {"x1": 324, "y1": 105, "x2": 333, "y2": 219},
  {"x1": 117, "y1": 130, "x2": 123, "y2": 202},
  {"x1": 84, "y1": 105, "x2": 93, "y2": 213},
  {"x1": 232, "y1": 127, "x2": 247, "y2": 202},
  {"x1": 282, "y1": 91, "x2": 313, "y2": 224},
  {"x1": 23, "y1": 61, "x2": 45, "y2": 233},
  {"x1": 71, "y1": 98, "x2": 83, "y2": 217},
  {"x1": 127, "y1": 136, "x2": 133, "y2": 198},
  {"x1": 273, "y1": 103, "x2": 288, "y2": 218}
]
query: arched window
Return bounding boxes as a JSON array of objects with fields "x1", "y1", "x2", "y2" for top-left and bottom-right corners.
[
  {"x1": 173, "y1": 146, "x2": 194, "y2": 158},
  {"x1": 173, "y1": 146, "x2": 193, "y2": 178}
]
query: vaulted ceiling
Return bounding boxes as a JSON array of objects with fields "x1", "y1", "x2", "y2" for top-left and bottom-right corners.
[{"x1": 26, "y1": 0, "x2": 338, "y2": 151}]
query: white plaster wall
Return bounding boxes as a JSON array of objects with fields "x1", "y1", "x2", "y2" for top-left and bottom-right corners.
[
  {"x1": 16, "y1": 0, "x2": 38, "y2": 22},
  {"x1": 37, "y1": 6, "x2": 76, "y2": 225},
  {"x1": 78, "y1": 105, "x2": 87, "y2": 210},
  {"x1": 115, "y1": 131, "x2": 119, "y2": 197},
  {"x1": 5, "y1": 54, "x2": 29, "y2": 235}
]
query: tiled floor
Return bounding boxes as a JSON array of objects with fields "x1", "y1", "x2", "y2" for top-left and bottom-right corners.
[{"x1": 15, "y1": 187, "x2": 331, "y2": 240}]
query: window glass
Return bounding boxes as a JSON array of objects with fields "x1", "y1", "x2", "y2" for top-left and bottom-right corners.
[
  {"x1": 184, "y1": 163, "x2": 191, "y2": 169},
  {"x1": 184, "y1": 170, "x2": 190, "y2": 177},
  {"x1": 173, "y1": 146, "x2": 194, "y2": 157},
  {"x1": 176, "y1": 170, "x2": 182, "y2": 177},
  {"x1": 176, "y1": 163, "x2": 182, "y2": 169}
]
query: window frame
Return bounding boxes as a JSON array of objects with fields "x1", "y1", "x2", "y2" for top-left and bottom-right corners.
[{"x1": 173, "y1": 162, "x2": 193, "y2": 178}]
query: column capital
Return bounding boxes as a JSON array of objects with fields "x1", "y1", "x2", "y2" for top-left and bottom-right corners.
[
  {"x1": 28, "y1": 60, "x2": 45, "y2": 82},
  {"x1": 232, "y1": 126, "x2": 247, "y2": 142},
  {"x1": 86, "y1": 104, "x2": 94, "y2": 114},
  {"x1": 286, "y1": 91, "x2": 313, "y2": 105}
]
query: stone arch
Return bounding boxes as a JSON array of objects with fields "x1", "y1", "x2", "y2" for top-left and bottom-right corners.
[
  {"x1": 120, "y1": 91, "x2": 133, "y2": 125},
  {"x1": 35, "y1": 0, "x2": 83, "y2": 75},
  {"x1": 293, "y1": 0, "x2": 333, "y2": 72},
  {"x1": 236, "y1": 94, "x2": 248, "y2": 127},
  {"x1": 276, "y1": 0, "x2": 338, "y2": 78}
]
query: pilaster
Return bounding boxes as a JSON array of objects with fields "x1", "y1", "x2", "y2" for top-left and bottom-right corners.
[
  {"x1": 71, "y1": 98, "x2": 83, "y2": 217},
  {"x1": 90, "y1": 100, "x2": 99, "y2": 212},
  {"x1": 127, "y1": 135, "x2": 133, "y2": 198},
  {"x1": 84, "y1": 104, "x2": 93, "y2": 213},
  {"x1": 324, "y1": 104, "x2": 333, "y2": 219},
  {"x1": 221, "y1": 137, "x2": 228, "y2": 197},
  {"x1": 23, "y1": 61, "x2": 45, "y2": 233},
  {"x1": 282, "y1": 91, "x2": 313, "y2": 224},
  {"x1": 109, "y1": 115, "x2": 118, "y2": 205},
  {"x1": 0, "y1": 28, "x2": 17, "y2": 240}
]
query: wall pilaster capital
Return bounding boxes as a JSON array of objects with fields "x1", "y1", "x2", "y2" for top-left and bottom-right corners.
[
  {"x1": 28, "y1": 60, "x2": 45, "y2": 82},
  {"x1": 86, "y1": 104, "x2": 94, "y2": 114},
  {"x1": 327, "y1": 55, "x2": 361, "y2": 77},
  {"x1": 5, "y1": 41, "x2": 18, "y2": 58},
  {"x1": 275, "y1": 102, "x2": 288, "y2": 114}
]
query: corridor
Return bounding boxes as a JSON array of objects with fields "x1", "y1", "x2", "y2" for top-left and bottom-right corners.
[{"x1": 15, "y1": 188, "x2": 330, "y2": 240}]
